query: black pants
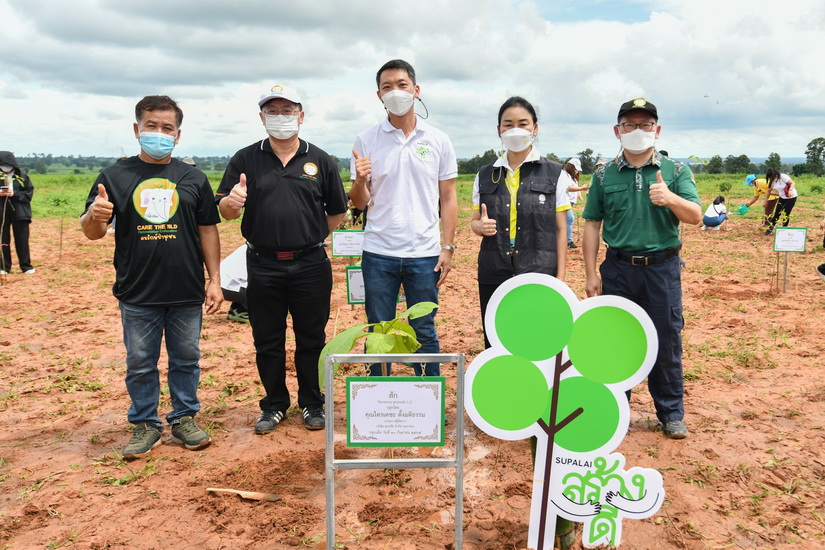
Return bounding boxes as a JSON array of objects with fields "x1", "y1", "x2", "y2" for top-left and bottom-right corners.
[
  {"x1": 222, "y1": 287, "x2": 247, "y2": 310},
  {"x1": 1, "y1": 209, "x2": 32, "y2": 272},
  {"x1": 246, "y1": 247, "x2": 331, "y2": 412},
  {"x1": 478, "y1": 282, "x2": 501, "y2": 350},
  {"x1": 768, "y1": 197, "x2": 797, "y2": 230}
]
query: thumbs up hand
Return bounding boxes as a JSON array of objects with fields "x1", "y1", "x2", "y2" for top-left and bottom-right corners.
[
  {"x1": 89, "y1": 183, "x2": 114, "y2": 223},
  {"x1": 479, "y1": 203, "x2": 497, "y2": 236},
  {"x1": 352, "y1": 149, "x2": 371, "y2": 187},
  {"x1": 227, "y1": 173, "x2": 248, "y2": 210},
  {"x1": 649, "y1": 170, "x2": 672, "y2": 207}
]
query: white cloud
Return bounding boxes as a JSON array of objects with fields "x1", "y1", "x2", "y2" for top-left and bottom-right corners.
[{"x1": 0, "y1": 0, "x2": 822, "y2": 159}]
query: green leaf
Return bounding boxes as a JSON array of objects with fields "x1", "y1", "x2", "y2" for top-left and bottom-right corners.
[
  {"x1": 365, "y1": 331, "x2": 421, "y2": 354},
  {"x1": 317, "y1": 323, "x2": 371, "y2": 390},
  {"x1": 397, "y1": 301, "x2": 438, "y2": 320},
  {"x1": 365, "y1": 332, "x2": 399, "y2": 354},
  {"x1": 373, "y1": 319, "x2": 417, "y2": 339}
]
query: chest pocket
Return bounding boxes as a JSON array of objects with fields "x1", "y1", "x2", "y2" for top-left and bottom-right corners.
[
  {"x1": 478, "y1": 177, "x2": 501, "y2": 195},
  {"x1": 523, "y1": 181, "x2": 555, "y2": 210},
  {"x1": 603, "y1": 181, "x2": 629, "y2": 212}
]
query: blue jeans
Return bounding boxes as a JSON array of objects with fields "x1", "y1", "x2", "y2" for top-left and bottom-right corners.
[
  {"x1": 566, "y1": 207, "x2": 574, "y2": 242},
  {"x1": 600, "y1": 250, "x2": 685, "y2": 424},
  {"x1": 120, "y1": 302, "x2": 203, "y2": 428},
  {"x1": 702, "y1": 213, "x2": 727, "y2": 227},
  {"x1": 361, "y1": 251, "x2": 440, "y2": 376}
]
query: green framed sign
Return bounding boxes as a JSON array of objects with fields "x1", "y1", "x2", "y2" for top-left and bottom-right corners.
[
  {"x1": 346, "y1": 376, "x2": 445, "y2": 447},
  {"x1": 331, "y1": 230, "x2": 364, "y2": 257},
  {"x1": 773, "y1": 226, "x2": 807, "y2": 253}
]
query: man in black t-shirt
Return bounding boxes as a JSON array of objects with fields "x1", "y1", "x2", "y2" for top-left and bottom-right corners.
[
  {"x1": 216, "y1": 84, "x2": 347, "y2": 434},
  {"x1": 81, "y1": 95, "x2": 222, "y2": 460}
]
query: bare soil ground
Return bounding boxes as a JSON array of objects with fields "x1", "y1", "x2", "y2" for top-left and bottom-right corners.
[{"x1": 1, "y1": 210, "x2": 824, "y2": 549}]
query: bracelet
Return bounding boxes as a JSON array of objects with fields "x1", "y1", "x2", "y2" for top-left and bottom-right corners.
[{"x1": 441, "y1": 245, "x2": 456, "y2": 252}]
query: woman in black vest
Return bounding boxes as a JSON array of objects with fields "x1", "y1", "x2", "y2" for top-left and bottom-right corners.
[{"x1": 470, "y1": 97, "x2": 573, "y2": 348}]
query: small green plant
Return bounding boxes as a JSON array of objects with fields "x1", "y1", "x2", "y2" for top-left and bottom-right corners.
[
  {"x1": 317, "y1": 302, "x2": 438, "y2": 388},
  {"x1": 46, "y1": 530, "x2": 80, "y2": 549},
  {"x1": 98, "y1": 460, "x2": 158, "y2": 486},
  {"x1": 719, "y1": 180, "x2": 732, "y2": 193}
]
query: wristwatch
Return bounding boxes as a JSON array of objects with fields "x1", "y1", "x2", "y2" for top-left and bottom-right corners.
[{"x1": 441, "y1": 245, "x2": 456, "y2": 252}]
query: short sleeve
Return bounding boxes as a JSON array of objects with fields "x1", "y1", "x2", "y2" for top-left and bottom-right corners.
[{"x1": 438, "y1": 135, "x2": 458, "y2": 181}]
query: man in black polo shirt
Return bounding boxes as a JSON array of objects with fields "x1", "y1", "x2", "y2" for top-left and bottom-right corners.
[{"x1": 216, "y1": 84, "x2": 347, "y2": 433}]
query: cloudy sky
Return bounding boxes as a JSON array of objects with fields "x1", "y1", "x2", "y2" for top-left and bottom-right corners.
[{"x1": 1, "y1": 0, "x2": 823, "y2": 161}]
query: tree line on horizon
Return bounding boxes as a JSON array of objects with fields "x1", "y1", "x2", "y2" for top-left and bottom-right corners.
[
  {"x1": 10, "y1": 137, "x2": 825, "y2": 178},
  {"x1": 457, "y1": 137, "x2": 825, "y2": 177}
]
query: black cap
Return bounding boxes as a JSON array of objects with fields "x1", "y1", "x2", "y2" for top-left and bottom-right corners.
[{"x1": 617, "y1": 98, "x2": 658, "y2": 121}]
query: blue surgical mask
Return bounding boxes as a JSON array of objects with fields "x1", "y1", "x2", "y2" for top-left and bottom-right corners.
[{"x1": 139, "y1": 132, "x2": 176, "y2": 159}]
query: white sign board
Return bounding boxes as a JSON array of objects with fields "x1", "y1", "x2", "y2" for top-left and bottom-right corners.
[
  {"x1": 773, "y1": 227, "x2": 807, "y2": 253},
  {"x1": 331, "y1": 230, "x2": 364, "y2": 257},
  {"x1": 346, "y1": 377, "x2": 445, "y2": 447},
  {"x1": 345, "y1": 266, "x2": 365, "y2": 304}
]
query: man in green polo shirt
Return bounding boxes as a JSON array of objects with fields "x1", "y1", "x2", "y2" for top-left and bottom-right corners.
[{"x1": 582, "y1": 98, "x2": 702, "y2": 440}]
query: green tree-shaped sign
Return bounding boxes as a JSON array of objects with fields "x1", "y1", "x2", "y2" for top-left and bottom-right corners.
[{"x1": 465, "y1": 274, "x2": 663, "y2": 549}]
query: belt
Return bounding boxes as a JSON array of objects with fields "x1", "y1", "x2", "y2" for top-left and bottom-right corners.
[
  {"x1": 609, "y1": 245, "x2": 680, "y2": 266},
  {"x1": 247, "y1": 242, "x2": 324, "y2": 260}
]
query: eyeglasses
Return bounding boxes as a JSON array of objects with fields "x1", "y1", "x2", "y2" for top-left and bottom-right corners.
[
  {"x1": 263, "y1": 109, "x2": 301, "y2": 116},
  {"x1": 618, "y1": 122, "x2": 657, "y2": 132}
]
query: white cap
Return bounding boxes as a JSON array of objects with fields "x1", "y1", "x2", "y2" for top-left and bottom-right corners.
[
  {"x1": 258, "y1": 84, "x2": 302, "y2": 107},
  {"x1": 568, "y1": 158, "x2": 582, "y2": 171}
]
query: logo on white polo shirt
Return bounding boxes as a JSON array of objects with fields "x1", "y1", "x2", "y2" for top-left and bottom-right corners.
[{"x1": 415, "y1": 142, "x2": 432, "y2": 160}]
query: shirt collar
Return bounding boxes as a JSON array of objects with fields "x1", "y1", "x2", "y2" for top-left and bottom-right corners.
[
  {"x1": 615, "y1": 149, "x2": 662, "y2": 171},
  {"x1": 380, "y1": 116, "x2": 428, "y2": 137},
  {"x1": 493, "y1": 146, "x2": 541, "y2": 171},
  {"x1": 260, "y1": 138, "x2": 308, "y2": 156}
]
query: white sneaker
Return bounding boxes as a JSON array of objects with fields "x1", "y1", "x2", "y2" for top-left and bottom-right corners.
[
  {"x1": 700, "y1": 226, "x2": 707, "y2": 231},
  {"x1": 0, "y1": 270, "x2": 7, "y2": 275},
  {"x1": 713, "y1": 226, "x2": 721, "y2": 231},
  {"x1": 23, "y1": 268, "x2": 36, "y2": 274}
]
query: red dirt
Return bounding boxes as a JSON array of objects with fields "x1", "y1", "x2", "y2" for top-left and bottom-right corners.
[{"x1": 1, "y1": 211, "x2": 824, "y2": 549}]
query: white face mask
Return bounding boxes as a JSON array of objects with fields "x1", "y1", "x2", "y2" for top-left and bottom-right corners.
[
  {"x1": 619, "y1": 128, "x2": 657, "y2": 154},
  {"x1": 381, "y1": 89, "x2": 415, "y2": 116},
  {"x1": 0, "y1": 164, "x2": 12, "y2": 173},
  {"x1": 265, "y1": 114, "x2": 300, "y2": 139},
  {"x1": 500, "y1": 128, "x2": 535, "y2": 153}
]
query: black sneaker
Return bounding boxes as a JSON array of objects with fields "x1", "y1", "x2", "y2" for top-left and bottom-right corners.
[
  {"x1": 302, "y1": 406, "x2": 325, "y2": 430},
  {"x1": 254, "y1": 410, "x2": 285, "y2": 434},
  {"x1": 123, "y1": 423, "x2": 162, "y2": 460},
  {"x1": 171, "y1": 416, "x2": 212, "y2": 450},
  {"x1": 568, "y1": 241, "x2": 578, "y2": 249}
]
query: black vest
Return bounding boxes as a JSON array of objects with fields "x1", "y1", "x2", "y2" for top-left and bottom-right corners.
[{"x1": 477, "y1": 157, "x2": 563, "y2": 285}]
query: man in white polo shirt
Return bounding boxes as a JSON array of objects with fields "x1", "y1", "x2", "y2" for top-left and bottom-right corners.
[{"x1": 350, "y1": 59, "x2": 458, "y2": 377}]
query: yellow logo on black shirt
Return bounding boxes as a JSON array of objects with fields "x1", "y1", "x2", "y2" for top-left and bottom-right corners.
[{"x1": 132, "y1": 178, "x2": 179, "y2": 224}]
